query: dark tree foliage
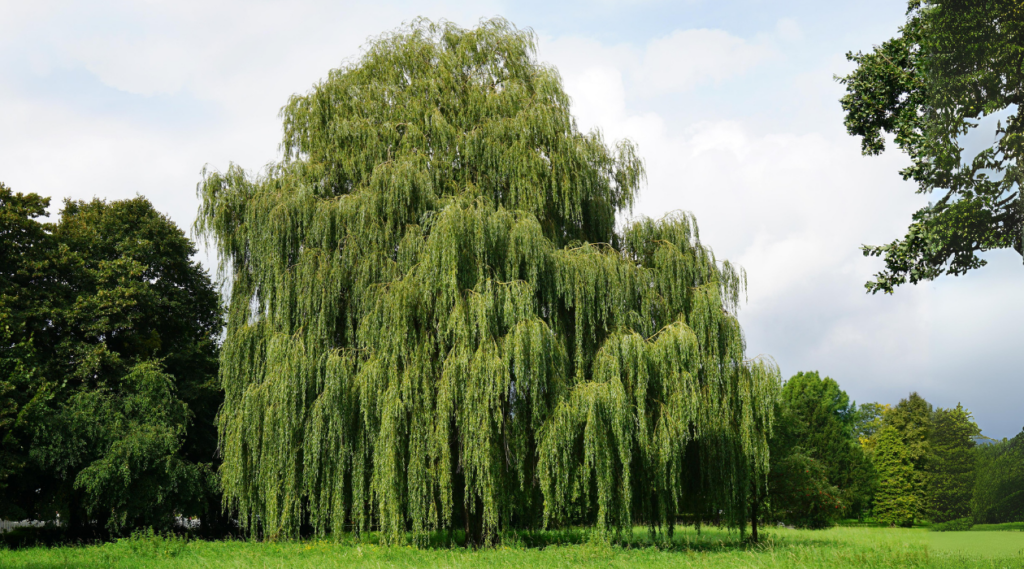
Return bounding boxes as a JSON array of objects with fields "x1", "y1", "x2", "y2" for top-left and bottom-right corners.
[
  {"x1": 926, "y1": 404, "x2": 979, "y2": 522},
  {"x1": 838, "y1": 0, "x2": 1024, "y2": 293},
  {"x1": 196, "y1": 19, "x2": 780, "y2": 544},
  {"x1": 767, "y1": 372, "x2": 875, "y2": 525},
  {"x1": 973, "y1": 429, "x2": 1024, "y2": 523},
  {"x1": 0, "y1": 186, "x2": 223, "y2": 535},
  {"x1": 780, "y1": 372, "x2": 857, "y2": 436},
  {"x1": 763, "y1": 400, "x2": 843, "y2": 529},
  {"x1": 767, "y1": 450, "x2": 844, "y2": 529},
  {"x1": 0, "y1": 185, "x2": 55, "y2": 503}
]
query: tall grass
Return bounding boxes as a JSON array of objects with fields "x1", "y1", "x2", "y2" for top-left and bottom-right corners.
[
  {"x1": 0, "y1": 526, "x2": 1020, "y2": 568},
  {"x1": 973, "y1": 522, "x2": 1024, "y2": 532}
]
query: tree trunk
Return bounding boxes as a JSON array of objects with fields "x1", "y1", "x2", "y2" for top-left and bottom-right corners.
[
  {"x1": 463, "y1": 496, "x2": 484, "y2": 548},
  {"x1": 463, "y1": 497, "x2": 472, "y2": 548},
  {"x1": 751, "y1": 498, "x2": 759, "y2": 544}
]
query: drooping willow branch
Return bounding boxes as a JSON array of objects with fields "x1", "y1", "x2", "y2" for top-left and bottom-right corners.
[{"x1": 197, "y1": 17, "x2": 780, "y2": 544}]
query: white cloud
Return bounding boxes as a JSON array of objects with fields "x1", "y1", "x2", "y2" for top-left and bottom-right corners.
[
  {"x1": 637, "y1": 29, "x2": 773, "y2": 94},
  {"x1": 540, "y1": 27, "x2": 773, "y2": 101},
  {"x1": 565, "y1": 67, "x2": 628, "y2": 128},
  {"x1": 74, "y1": 35, "x2": 193, "y2": 96}
]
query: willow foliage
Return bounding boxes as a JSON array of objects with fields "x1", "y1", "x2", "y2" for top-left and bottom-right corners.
[{"x1": 196, "y1": 18, "x2": 780, "y2": 543}]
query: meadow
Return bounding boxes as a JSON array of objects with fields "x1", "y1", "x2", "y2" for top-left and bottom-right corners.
[{"x1": 1, "y1": 526, "x2": 1022, "y2": 569}]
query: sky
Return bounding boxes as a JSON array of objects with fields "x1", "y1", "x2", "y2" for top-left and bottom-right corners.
[{"x1": 1, "y1": 0, "x2": 1021, "y2": 438}]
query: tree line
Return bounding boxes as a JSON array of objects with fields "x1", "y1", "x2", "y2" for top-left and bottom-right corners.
[{"x1": 763, "y1": 372, "x2": 1023, "y2": 530}]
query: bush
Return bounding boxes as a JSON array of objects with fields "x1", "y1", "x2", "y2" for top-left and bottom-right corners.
[
  {"x1": 768, "y1": 451, "x2": 845, "y2": 529},
  {"x1": 929, "y1": 517, "x2": 973, "y2": 532},
  {"x1": 114, "y1": 527, "x2": 191, "y2": 558}
]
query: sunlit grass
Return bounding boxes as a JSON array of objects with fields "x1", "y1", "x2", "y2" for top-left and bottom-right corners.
[
  {"x1": 929, "y1": 531, "x2": 1024, "y2": 558},
  {"x1": 973, "y1": 522, "x2": 1024, "y2": 532},
  {"x1": 1, "y1": 526, "x2": 1022, "y2": 568}
]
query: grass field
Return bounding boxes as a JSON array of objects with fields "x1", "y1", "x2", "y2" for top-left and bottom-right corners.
[
  {"x1": 929, "y1": 531, "x2": 1024, "y2": 558},
  {"x1": 1, "y1": 526, "x2": 1021, "y2": 568},
  {"x1": 973, "y1": 523, "x2": 1024, "y2": 532}
]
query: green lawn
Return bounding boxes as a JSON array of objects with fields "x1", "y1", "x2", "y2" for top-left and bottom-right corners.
[
  {"x1": 929, "y1": 531, "x2": 1024, "y2": 558},
  {"x1": 973, "y1": 522, "x2": 1024, "y2": 532},
  {"x1": 1, "y1": 526, "x2": 1021, "y2": 568}
]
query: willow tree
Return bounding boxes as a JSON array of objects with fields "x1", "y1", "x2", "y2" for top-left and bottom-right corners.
[{"x1": 196, "y1": 18, "x2": 780, "y2": 544}]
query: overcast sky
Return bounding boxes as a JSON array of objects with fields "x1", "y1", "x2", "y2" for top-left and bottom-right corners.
[{"x1": 2, "y1": 0, "x2": 1020, "y2": 438}]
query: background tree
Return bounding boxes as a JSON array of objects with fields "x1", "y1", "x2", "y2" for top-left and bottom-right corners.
[
  {"x1": 0, "y1": 189, "x2": 224, "y2": 536},
  {"x1": 763, "y1": 398, "x2": 845, "y2": 529},
  {"x1": 973, "y1": 429, "x2": 1024, "y2": 523},
  {"x1": 838, "y1": 0, "x2": 1024, "y2": 293},
  {"x1": 873, "y1": 425, "x2": 918, "y2": 527},
  {"x1": 853, "y1": 402, "x2": 889, "y2": 445},
  {"x1": 766, "y1": 450, "x2": 844, "y2": 529},
  {"x1": 926, "y1": 404, "x2": 979, "y2": 522},
  {"x1": 0, "y1": 185, "x2": 55, "y2": 510},
  {"x1": 884, "y1": 392, "x2": 932, "y2": 520},
  {"x1": 766, "y1": 372, "x2": 875, "y2": 524},
  {"x1": 196, "y1": 18, "x2": 780, "y2": 545}
]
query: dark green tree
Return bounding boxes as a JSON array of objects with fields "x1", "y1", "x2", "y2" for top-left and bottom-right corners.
[
  {"x1": 766, "y1": 450, "x2": 844, "y2": 529},
  {"x1": 762, "y1": 399, "x2": 845, "y2": 529},
  {"x1": 0, "y1": 185, "x2": 55, "y2": 507},
  {"x1": 767, "y1": 372, "x2": 874, "y2": 522},
  {"x1": 973, "y1": 429, "x2": 1024, "y2": 523},
  {"x1": 196, "y1": 18, "x2": 781, "y2": 544},
  {"x1": 0, "y1": 188, "x2": 224, "y2": 535},
  {"x1": 838, "y1": 0, "x2": 1024, "y2": 294},
  {"x1": 782, "y1": 372, "x2": 857, "y2": 433},
  {"x1": 926, "y1": 404, "x2": 980, "y2": 522},
  {"x1": 873, "y1": 425, "x2": 918, "y2": 527}
]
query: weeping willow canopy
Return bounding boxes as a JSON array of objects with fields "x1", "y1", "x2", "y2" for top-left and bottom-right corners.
[{"x1": 196, "y1": 18, "x2": 780, "y2": 543}]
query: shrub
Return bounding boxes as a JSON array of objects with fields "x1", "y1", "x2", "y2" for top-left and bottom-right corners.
[
  {"x1": 929, "y1": 517, "x2": 973, "y2": 532},
  {"x1": 768, "y1": 451, "x2": 845, "y2": 529}
]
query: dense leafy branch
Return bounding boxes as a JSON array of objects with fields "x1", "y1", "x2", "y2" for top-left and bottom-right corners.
[{"x1": 839, "y1": 0, "x2": 1024, "y2": 293}]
